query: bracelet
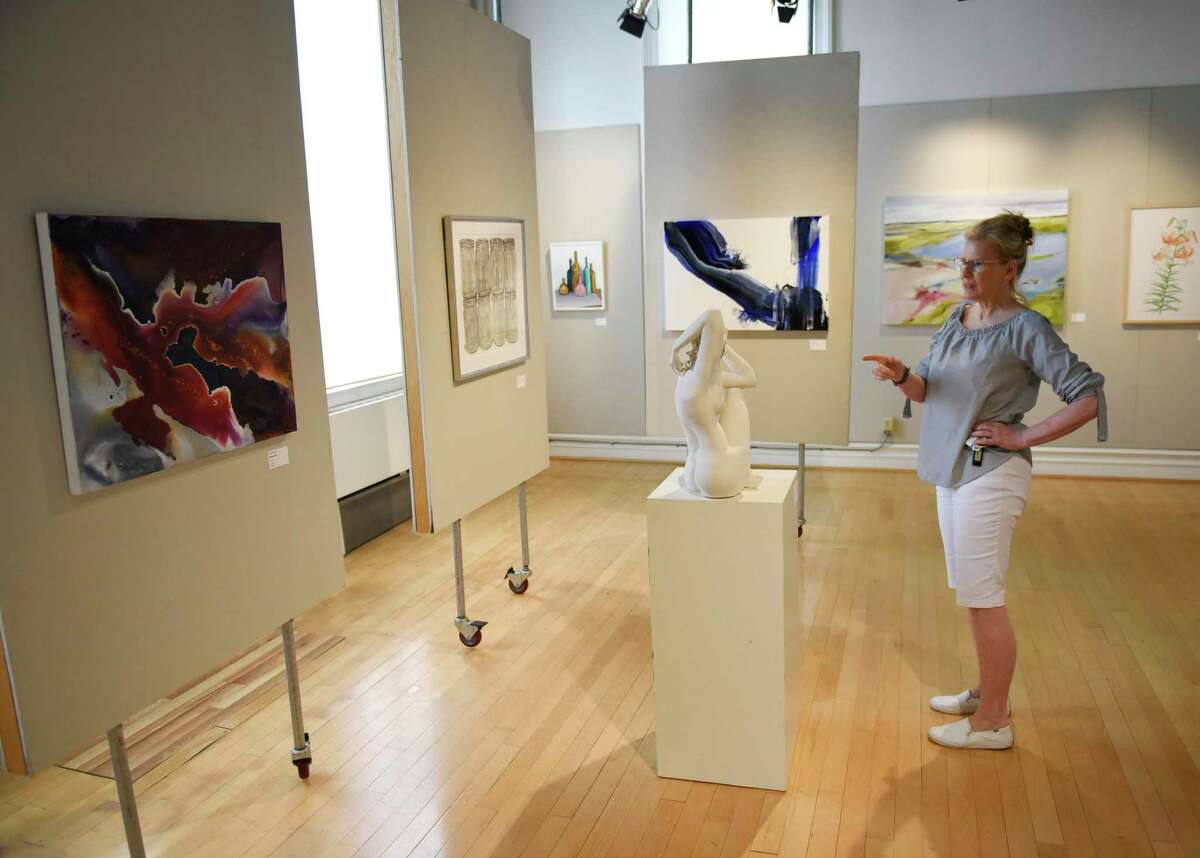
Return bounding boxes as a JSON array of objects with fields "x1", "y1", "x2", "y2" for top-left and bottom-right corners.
[{"x1": 892, "y1": 365, "x2": 910, "y2": 386}]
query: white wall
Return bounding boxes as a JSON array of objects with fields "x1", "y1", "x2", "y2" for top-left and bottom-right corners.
[
  {"x1": 838, "y1": 0, "x2": 1200, "y2": 106},
  {"x1": 502, "y1": 0, "x2": 649, "y2": 131}
]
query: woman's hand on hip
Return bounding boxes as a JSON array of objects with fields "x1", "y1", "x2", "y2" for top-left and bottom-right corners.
[
  {"x1": 862, "y1": 353, "x2": 905, "y2": 383},
  {"x1": 971, "y1": 421, "x2": 1027, "y2": 451}
]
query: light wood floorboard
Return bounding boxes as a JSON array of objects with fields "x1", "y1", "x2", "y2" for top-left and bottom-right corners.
[{"x1": 1, "y1": 461, "x2": 1197, "y2": 857}]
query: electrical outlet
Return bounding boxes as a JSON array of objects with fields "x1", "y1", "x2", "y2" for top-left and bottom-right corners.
[{"x1": 882, "y1": 417, "x2": 897, "y2": 435}]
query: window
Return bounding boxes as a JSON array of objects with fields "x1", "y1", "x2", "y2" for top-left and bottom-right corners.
[
  {"x1": 690, "y1": 0, "x2": 812, "y2": 64},
  {"x1": 652, "y1": 0, "x2": 830, "y2": 66},
  {"x1": 294, "y1": 0, "x2": 404, "y2": 394}
]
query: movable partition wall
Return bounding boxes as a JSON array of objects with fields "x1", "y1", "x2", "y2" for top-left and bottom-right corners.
[
  {"x1": 0, "y1": 0, "x2": 344, "y2": 773},
  {"x1": 643, "y1": 53, "x2": 862, "y2": 444},
  {"x1": 382, "y1": 0, "x2": 550, "y2": 534}
]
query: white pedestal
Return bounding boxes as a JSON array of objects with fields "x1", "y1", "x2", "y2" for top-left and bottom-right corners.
[{"x1": 646, "y1": 467, "x2": 801, "y2": 791}]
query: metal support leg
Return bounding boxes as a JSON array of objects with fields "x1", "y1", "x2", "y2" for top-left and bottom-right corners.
[
  {"x1": 797, "y1": 442, "x2": 807, "y2": 538},
  {"x1": 107, "y1": 724, "x2": 146, "y2": 858},
  {"x1": 453, "y1": 519, "x2": 487, "y2": 646},
  {"x1": 505, "y1": 482, "x2": 532, "y2": 594},
  {"x1": 280, "y1": 620, "x2": 312, "y2": 779}
]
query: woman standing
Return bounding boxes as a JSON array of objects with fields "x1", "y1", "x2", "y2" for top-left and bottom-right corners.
[{"x1": 863, "y1": 212, "x2": 1107, "y2": 750}]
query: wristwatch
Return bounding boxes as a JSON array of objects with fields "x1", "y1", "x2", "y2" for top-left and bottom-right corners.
[{"x1": 892, "y1": 365, "x2": 910, "y2": 386}]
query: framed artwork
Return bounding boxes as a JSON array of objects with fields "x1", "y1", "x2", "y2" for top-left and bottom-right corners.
[
  {"x1": 1124, "y1": 205, "x2": 1200, "y2": 324},
  {"x1": 549, "y1": 241, "x2": 606, "y2": 311},
  {"x1": 883, "y1": 191, "x2": 1068, "y2": 326},
  {"x1": 663, "y1": 215, "x2": 828, "y2": 332},
  {"x1": 442, "y1": 216, "x2": 530, "y2": 383},
  {"x1": 36, "y1": 213, "x2": 297, "y2": 495}
]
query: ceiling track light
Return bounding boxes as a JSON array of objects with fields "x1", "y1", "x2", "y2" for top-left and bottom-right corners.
[
  {"x1": 773, "y1": 0, "x2": 800, "y2": 23},
  {"x1": 618, "y1": 0, "x2": 655, "y2": 38}
]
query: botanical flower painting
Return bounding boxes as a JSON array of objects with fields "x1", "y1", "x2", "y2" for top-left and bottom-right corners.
[{"x1": 1126, "y1": 207, "x2": 1200, "y2": 324}]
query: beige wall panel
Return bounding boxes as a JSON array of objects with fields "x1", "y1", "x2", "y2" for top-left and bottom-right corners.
[
  {"x1": 852, "y1": 87, "x2": 1200, "y2": 453},
  {"x1": 0, "y1": 0, "x2": 344, "y2": 771},
  {"x1": 643, "y1": 54, "x2": 861, "y2": 445},
  {"x1": 986, "y1": 89, "x2": 1151, "y2": 447},
  {"x1": 850, "y1": 99, "x2": 993, "y2": 444},
  {"x1": 1134, "y1": 85, "x2": 1200, "y2": 449},
  {"x1": 535, "y1": 125, "x2": 646, "y2": 436},
  {"x1": 397, "y1": 0, "x2": 549, "y2": 531}
]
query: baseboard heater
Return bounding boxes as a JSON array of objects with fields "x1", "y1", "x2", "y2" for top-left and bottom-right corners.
[{"x1": 337, "y1": 471, "x2": 412, "y2": 554}]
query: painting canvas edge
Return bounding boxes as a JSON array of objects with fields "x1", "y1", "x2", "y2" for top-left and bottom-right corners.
[{"x1": 35, "y1": 213, "x2": 85, "y2": 495}]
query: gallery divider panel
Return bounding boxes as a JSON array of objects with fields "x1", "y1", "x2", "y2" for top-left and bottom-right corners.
[
  {"x1": 0, "y1": 0, "x2": 344, "y2": 773},
  {"x1": 535, "y1": 124, "x2": 647, "y2": 437},
  {"x1": 643, "y1": 53, "x2": 861, "y2": 445},
  {"x1": 387, "y1": 0, "x2": 550, "y2": 534}
]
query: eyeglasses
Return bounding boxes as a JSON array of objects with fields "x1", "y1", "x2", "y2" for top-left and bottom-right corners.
[{"x1": 954, "y1": 258, "x2": 1007, "y2": 274}]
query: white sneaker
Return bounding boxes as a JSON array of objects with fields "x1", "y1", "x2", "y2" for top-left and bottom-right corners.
[
  {"x1": 928, "y1": 718, "x2": 1013, "y2": 750},
  {"x1": 929, "y1": 689, "x2": 1011, "y2": 716}
]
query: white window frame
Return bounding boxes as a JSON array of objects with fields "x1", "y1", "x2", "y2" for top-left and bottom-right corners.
[{"x1": 811, "y1": 0, "x2": 833, "y2": 54}]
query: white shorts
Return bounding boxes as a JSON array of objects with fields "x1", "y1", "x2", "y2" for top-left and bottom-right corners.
[{"x1": 935, "y1": 456, "x2": 1032, "y2": 608}]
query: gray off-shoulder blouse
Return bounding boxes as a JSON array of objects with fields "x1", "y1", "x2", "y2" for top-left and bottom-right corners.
[{"x1": 904, "y1": 303, "x2": 1107, "y2": 489}]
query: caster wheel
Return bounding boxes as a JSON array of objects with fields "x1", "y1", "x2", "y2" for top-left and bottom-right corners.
[
  {"x1": 294, "y1": 760, "x2": 311, "y2": 780},
  {"x1": 797, "y1": 525, "x2": 804, "y2": 537},
  {"x1": 508, "y1": 578, "x2": 529, "y2": 595},
  {"x1": 459, "y1": 630, "x2": 482, "y2": 648}
]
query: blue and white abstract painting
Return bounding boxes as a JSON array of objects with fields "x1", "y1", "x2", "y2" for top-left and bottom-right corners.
[{"x1": 663, "y1": 215, "x2": 828, "y2": 332}]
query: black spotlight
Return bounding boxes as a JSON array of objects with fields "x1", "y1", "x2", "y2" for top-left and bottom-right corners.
[
  {"x1": 775, "y1": 0, "x2": 799, "y2": 22},
  {"x1": 618, "y1": 0, "x2": 652, "y2": 38}
]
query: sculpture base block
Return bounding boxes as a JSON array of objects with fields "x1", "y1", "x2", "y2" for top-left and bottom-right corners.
[{"x1": 646, "y1": 467, "x2": 801, "y2": 791}]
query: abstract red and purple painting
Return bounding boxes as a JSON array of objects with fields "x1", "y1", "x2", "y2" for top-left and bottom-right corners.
[{"x1": 36, "y1": 213, "x2": 297, "y2": 494}]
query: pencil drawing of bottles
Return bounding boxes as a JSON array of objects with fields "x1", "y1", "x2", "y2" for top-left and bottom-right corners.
[
  {"x1": 459, "y1": 239, "x2": 479, "y2": 353},
  {"x1": 503, "y1": 238, "x2": 519, "y2": 343},
  {"x1": 490, "y1": 238, "x2": 506, "y2": 348},
  {"x1": 475, "y1": 237, "x2": 494, "y2": 349}
]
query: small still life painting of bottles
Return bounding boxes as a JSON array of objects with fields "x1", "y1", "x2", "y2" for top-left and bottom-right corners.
[
  {"x1": 1125, "y1": 206, "x2": 1200, "y2": 324},
  {"x1": 549, "y1": 241, "x2": 606, "y2": 312}
]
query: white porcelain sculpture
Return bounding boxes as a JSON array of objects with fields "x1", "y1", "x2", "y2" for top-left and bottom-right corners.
[{"x1": 671, "y1": 310, "x2": 758, "y2": 498}]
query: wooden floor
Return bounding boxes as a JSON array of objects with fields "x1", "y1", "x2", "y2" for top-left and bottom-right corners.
[{"x1": 2, "y1": 460, "x2": 1199, "y2": 858}]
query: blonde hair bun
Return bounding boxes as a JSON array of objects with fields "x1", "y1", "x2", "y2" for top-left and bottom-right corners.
[{"x1": 965, "y1": 210, "x2": 1035, "y2": 300}]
